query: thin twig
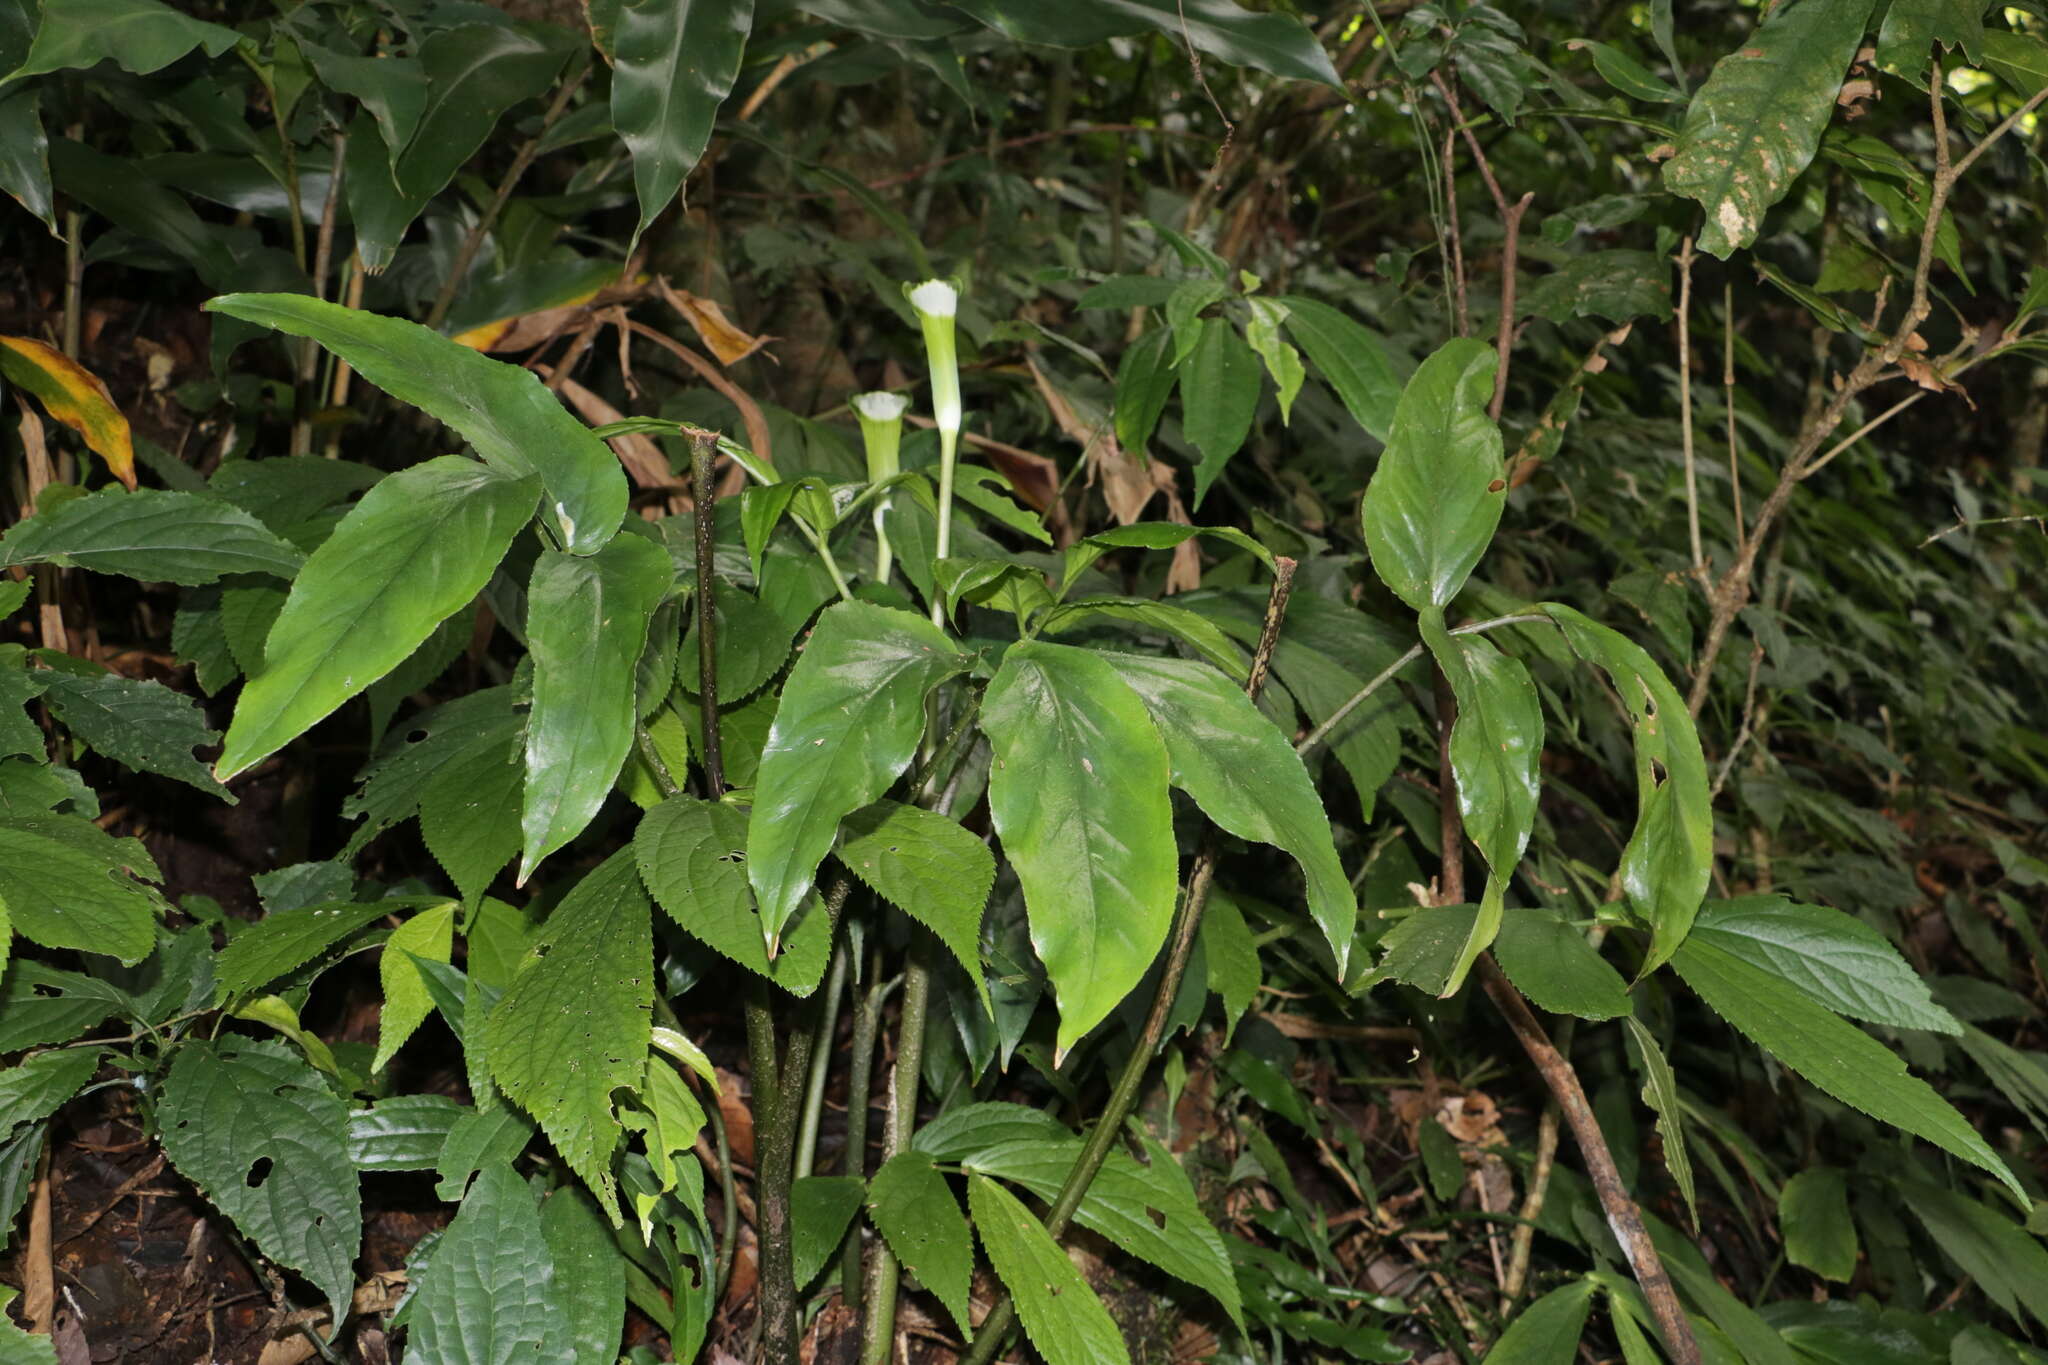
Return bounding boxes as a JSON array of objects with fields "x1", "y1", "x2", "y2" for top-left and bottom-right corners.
[
  {"x1": 1295, "y1": 614, "x2": 1550, "y2": 761},
  {"x1": 293, "y1": 130, "x2": 348, "y2": 457},
  {"x1": 1722, "y1": 280, "x2": 1745, "y2": 550},
  {"x1": 1709, "y1": 642, "x2": 1767, "y2": 802},
  {"x1": 1676, "y1": 237, "x2": 1704, "y2": 572},
  {"x1": 1432, "y1": 71, "x2": 1531, "y2": 417}
]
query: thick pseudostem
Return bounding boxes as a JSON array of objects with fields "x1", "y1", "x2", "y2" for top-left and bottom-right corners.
[
  {"x1": 1431, "y1": 664, "x2": 1700, "y2": 1363},
  {"x1": 957, "y1": 557, "x2": 1297, "y2": 1365},
  {"x1": 691, "y1": 432, "x2": 799, "y2": 1365}
]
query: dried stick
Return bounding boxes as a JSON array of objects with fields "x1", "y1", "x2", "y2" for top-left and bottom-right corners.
[
  {"x1": 1676, "y1": 237, "x2": 1703, "y2": 571},
  {"x1": 1432, "y1": 71, "x2": 1532, "y2": 418}
]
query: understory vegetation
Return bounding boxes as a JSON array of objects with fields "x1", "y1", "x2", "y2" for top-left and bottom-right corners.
[{"x1": 2, "y1": 0, "x2": 2048, "y2": 1362}]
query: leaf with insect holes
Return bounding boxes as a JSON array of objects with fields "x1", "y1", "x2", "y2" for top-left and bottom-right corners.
[
  {"x1": 158, "y1": 1038, "x2": 359, "y2": 1323},
  {"x1": 835, "y1": 799, "x2": 992, "y2": 1006}
]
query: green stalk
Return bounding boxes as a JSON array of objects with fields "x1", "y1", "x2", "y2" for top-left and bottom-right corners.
[
  {"x1": 839, "y1": 955, "x2": 894, "y2": 1303},
  {"x1": 957, "y1": 557, "x2": 1297, "y2": 1365},
  {"x1": 906, "y1": 280, "x2": 961, "y2": 623},
  {"x1": 794, "y1": 945, "x2": 851, "y2": 1181},
  {"x1": 858, "y1": 943, "x2": 932, "y2": 1365}
]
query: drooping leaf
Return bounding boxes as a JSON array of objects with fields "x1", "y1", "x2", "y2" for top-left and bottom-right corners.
[
  {"x1": 968, "y1": 1173, "x2": 1132, "y2": 1365},
  {"x1": 0, "y1": 86, "x2": 51, "y2": 232},
  {"x1": 982, "y1": 640, "x2": 1177, "y2": 1057},
  {"x1": 1778, "y1": 1167, "x2": 1857, "y2": 1282},
  {"x1": 1895, "y1": 1179, "x2": 2048, "y2": 1329},
  {"x1": 867, "y1": 1151, "x2": 974, "y2": 1338},
  {"x1": 2, "y1": 0, "x2": 239, "y2": 84},
  {"x1": 483, "y1": 851, "x2": 653, "y2": 1222},
  {"x1": 420, "y1": 724, "x2": 524, "y2": 906},
  {"x1": 1488, "y1": 1278, "x2": 1597, "y2": 1365},
  {"x1": 344, "y1": 686, "x2": 525, "y2": 856},
  {"x1": 1363, "y1": 905, "x2": 1478, "y2": 996},
  {"x1": 1244, "y1": 298, "x2": 1305, "y2": 422},
  {"x1": 1686, "y1": 896, "x2": 1959, "y2": 1034},
  {"x1": 376, "y1": 903, "x2": 457, "y2": 1072},
  {"x1": 39, "y1": 670, "x2": 229, "y2": 798},
  {"x1": 1421, "y1": 611, "x2": 1541, "y2": 995},
  {"x1": 1109, "y1": 650, "x2": 1354, "y2": 976},
  {"x1": 521, "y1": 532, "x2": 673, "y2": 881},
  {"x1": 1112, "y1": 324, "x2": 1175, "y2": 453},
  {"x1": 0, "y1": 488, "x2": 304, "y2": 584},
  {"x1": 790, "y1": 1174, "x2": 864, "y2": 1288},
  {"x1": 1277, "y1": 296, "x2": 1402, "y2": 443},
  {"x1": 1670, "y1": 933, "x2": 2022, "y2": 1198},
  {"x1": 203, "y1": 295, "x2": 623, "y2": 554},
  {"x1": 158, "y1": 1038, "x2": 360, "y2": 1323},
  {"x1": 1621, "y1": 1013, "x2": 1698, "y2": 1230},
  {"x1": 216, "y1": 458, "x2": 539, "y2": 781},
  {"x1": 634, "y1": 795, "x2": 836, "y2": 994},
  {"x1": 1662, "y1": 0, "x2": 1879, "y2": 257},
  {"x1": 1568, "y1": 38, "x2": 1686, "y2": 103},
  {"x1": 613, "y1": 0, "x2": 754, "y2": 250},
  {"x1": 0, "y1": 814, "x2": 163, "y2": 964},
  {"x1": 0, "y1": 336, "x2": 135, "y2": 486},
  {"x1": 677, "y1": 580, "x2": 799, "y2": 704},
  {"x1": 964, "y1": 1133, "x2": 1243, "y2": 1331},
  {"x1": 1180, "y1": 317, "x2": 1261, "y2": 508},
  {"x1": 1361, "y1": 339, "x2": 1505, "y2": 611},
  {"x1": 300, "y1": 42, "x2": 427, "y2": 154},
  {"x1": 1543, "y1": 606, "x2": 1711, "y2": 973},
  {"x1": 746, "y1": 601, "x2": 968, "y2": 954},
  {"x1": 1978, "y1": 30, "x2": 2048, "y2": 101},
  {"x1": 1494, "y1": 909, "x2": 1630, "y2": 1020},
  {"x1": 405, "y1": 1163, "x2": 556, "y2": 1365},
  {"x1": 1199, "y1": 889, "x2": 1259, "y2": 1038},
  {"x1": 342, "y1": 113, "x2": 427, "y2": 271},
  {"x1": 835, "y1": 799, "x2": 993, "y2": 1005}
]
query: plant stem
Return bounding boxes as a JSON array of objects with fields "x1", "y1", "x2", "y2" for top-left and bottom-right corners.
[
  {"x1": 794, "y1": 945, "x2": 850, "y2": 1180},
  {"x1": 858, "y1": 937, "x2": 932, "y2": 1365},
  {"x1": 1294, "y1": 613, "x2": 1549, "y2": 762},
  {"x1": 690, "y1": 431, "x2": 725, "y2": 792},
  {"x1": 959, "y1": 557, "x2": 1297, "y2": 1365},
  {"x1": 839, "y1": 956, "x2": 893, "y2": 1303}
]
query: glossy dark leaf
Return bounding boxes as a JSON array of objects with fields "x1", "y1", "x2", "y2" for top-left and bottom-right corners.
[
  {"x1": 393, "y1": 25, "x2": 571, "y2": 200},
  {"x1": 1493, "y1": 909, "x2": 1629, "y2": 1020},
  {"x1": 0, "y1": 488, "x2": 304, "y2": 585},
  {"x1": 614, "y1": 0, "x2": 754, "y2": 249},
  {"x1": 943, "y1": 0, "x2": 1341, "y2": 88},
  {"x1": 1180, "y1": 317, "x2": 1260, "y2": 508}
]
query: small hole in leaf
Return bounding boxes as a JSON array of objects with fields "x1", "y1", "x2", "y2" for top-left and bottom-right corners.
[
  {"x1": 1147, "y1": 1206, "x2": 1167, "y2": 1230},
  {"x1": 246, "y1": 1157, "x2": 273, "y2": 1189},
  {"x1": 406, "y1": 728, "x2": 430, "y2": 744},
  {"x1": 1649, "y1": 758, "x2": 1667, "y2": 786}
]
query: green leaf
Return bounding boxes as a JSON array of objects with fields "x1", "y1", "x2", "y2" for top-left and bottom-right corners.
[
  {"x1": 967, "y1": 1172, "x2": 1133, "y2": 1365},
  {"x1": 1166, "y1": 278, "x2": 1230, "y2": 365},
  {"x1": 483, "y1": 851, "x2": 653, "y2": 1222},
  {"x1": 0, "y1": 1049, "x2": 100, "y2": 1137},
  {"x1": 746, "y1": 601, "x2": 968, "y2": 953},
  {"x1": 1421, "y1": 611, "x2": 1541, "y2": 994},
  {"x1": 1897, "y1": 1179, "x2": 2048, "y2": 1329},
  {"x1": 943, "y1": 0, "x2": 1341, "y2": 88},
  {"x1": 982, "y1": 640, "x2": 1177, "y2": 1057},
  {"x1": 0, "y1": 962, "x2": 119, "y2": 1053},
  {"x1": 1361, "y1": 339, "x2": 1505, "y2": 611},
  {"x1": 216, "y1": 458, "x2": 539, "y2": 781},
  {"x1": 1364, "y1": 905, "x2": 1477, "y2": 996},
  {"x1": 1979, "y1": 31, "x2": 2048, "y2": 101},
  {"x1": 867, "y1": 1151, "x2": 974, "y2": 1338},
  {"x1": 1039, "y1": 598, "x2": 1245, "y2": 680},
  {"x1": 1494, "y1": 910, "x2": 1629, "y2": 1020},
  {"x1": 1487, "y1": 1278, "x2": 1597, "y2": 1364},
  {"x1": 0, "y1": 488, "x2": 304, "y2": 584},
  {"x1": 435, "y1": 1097, "x2": 535, "y2": 1202},
  {"x1": 1567, "y1": 38, "x2": 1686, "y2": 103},
  {"x1": 1544, "y1": 606, "x2": 1712, "y2": 975},
  {"x1": 1621, "y1": 1014, "x2": 1698, "y2": 1230},
  {"x1": 203, "y1": 295, "x2": 623, "y2": 554},
  {"x1": 300, "y1": 43, "x2": 427, "y2": 154},
  {"x1": 1109, "y1": 650, "x2": 1355, "y2": 976},
  {"x1": 634, "y1": 795, "x2": 836, "y2": 994},
  {"x1": 1670, "y1": 932, "x2": 2022, "y2": 1199},
  {"x1": 39, "y1": 670, "x2": 228, "y2": 798},
  {"x1": 1199, "y1": 889, "x2": 1259, "y2": 1038},
  {"x1": 790, "y1": 1174, "x2": 864, "y2": 1288},
  {"x1": 1277, "y1": 296, "x2": 1402, "y2": 443},
  {"x1": 1662, "y1": 0, "x2": 1879, "y2": 257},
  {"x1": 0, "y1": 814, "x2": 163, "y2": 964},
  {"x1": 214, "y1": 901, "x2": 398, "y2": 1002},
  {"x1": 1245, "y1": 298, "x2": 1305, "y2": 422},
  {"x1": 1874, "y1": 0, "x2": 1984, "y2": 87},
  {"x1": 521, "y1": 532, "x2": 673, "y2": 881},
  {"x1": 158, "y1": 1038, "x2": 360, "y2": 1322},
  {"x1": 376, "y1": 904, "x2": 457, "y2": 1072},
  {"x1": 1112, "y1": 325, "x2": 1175, "y2": 453},
  {"x1": 964, "y1": 1133, "x2": 1243, "y2": 1331},
  {"x1": 0, "y1": 648, "x2": 49, "y2": 760},
  {"x1": 1523, "y1": 250, "x2": 1674, "y2": 323},
  {"x1": 0, "y1": 1285, "x2": 55, "y2": 1364},
  {"x1": 614, "y1": 0, "x2": 754, "y2": 250},
  {"x1": 1688, "y1": 896, "x2": 1959, "y2": 1034},
  {"x1": 1777, "y1": 1167, "x2": 1857, "y2": 1282},
  {"x1": 420, "y1": 725, "x2": 523, "y2": 906},
  {"x1": 342, "y1": 114, "x2": 426, "y2": 272},
  {"x1": 835, "y1": 799, "x2": 992, "y2": 1005},
  {"x1": 0, "y1": 86, "x2": 53, "y2": 232},
  {"x1": 1418, "y1": 1115, "x2": 1462, "y2": 1201},
  {"x1": 406, "y1": 1163, "x2": 555, "y2": 1364},
  {"x1": 344, "y1": 686, "x2": 525, "y2": 856},
  {"x1": 393, "y1": 25, "x2": 571, "y2": 201},
  {"x1": 346, "y1": 1095, "x2": 465, "y2": 1170},
  {"x1": 539, "y1": 1186, "x2": 626, "y2": 1365},
  {"x1": 1076, "y1": 522, "x2": 1277, "y2": 575},
  {"x1": 678, "y1": 581, "x2": 798, "y2": 704},
  {"x1": 1180, "y1": 317, "x2": 1261, "y2": 508},
  {"x1": 3, "y1": 0, "x2": 239, "y2": 84}
]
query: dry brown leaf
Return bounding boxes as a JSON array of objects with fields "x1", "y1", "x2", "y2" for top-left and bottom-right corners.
[
  {"x1": 660, "y1": 279, "x2": 771, "y2": 366},
  {"x1": 1901, "y1": 354, "x2": 1974, "y2": 407}
]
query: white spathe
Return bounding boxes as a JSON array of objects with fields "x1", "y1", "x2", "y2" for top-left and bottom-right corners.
[
  {"x1": 906, "y1": 278, "x2": 958, "y2": 318},
  {"x1": 851, "y1": 390, "x2": 911, "y2": 422}
]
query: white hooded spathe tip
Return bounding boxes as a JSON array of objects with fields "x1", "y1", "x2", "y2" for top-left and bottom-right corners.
[
  {"x1": 851, "y1": 390, "x2": 912, "y2": 422},
  {"x1": 906, "y1": 278, "x2": 959, "y2": 318}
]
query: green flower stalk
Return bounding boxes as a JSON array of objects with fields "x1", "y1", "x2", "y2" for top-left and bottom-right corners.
[
  {"x1": 906, "y1": 278, "x2": 960, "y2": 623},
  {"x1": 852, "y1": 390, "x2": 909, "y2": 585}
]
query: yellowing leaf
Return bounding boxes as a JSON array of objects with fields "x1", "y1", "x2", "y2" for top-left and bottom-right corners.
[{"x1": 0, "y1": 335, "x2": 136, "y2": 488}]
